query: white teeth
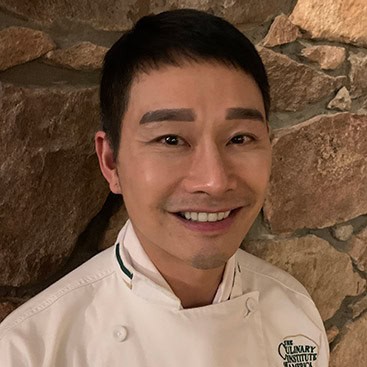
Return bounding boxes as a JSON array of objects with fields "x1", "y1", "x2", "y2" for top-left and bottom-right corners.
[
  {"x1": 198, "y1": 213, "x2": 208, "y2": 222},
  {"x1": 207, "y1": 213, "x2": 218, "y2": 222},
  {"x1": 180, "y1": 210, "x2": 232, "y2": 222},
  {"x1": 223, "y1": 210, "x2": 230, "y2": 219}
]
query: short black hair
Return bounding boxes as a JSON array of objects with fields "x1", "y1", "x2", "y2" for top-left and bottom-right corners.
[{"x1": 100, "y1": 9, "x2": 270, "y2": 158}]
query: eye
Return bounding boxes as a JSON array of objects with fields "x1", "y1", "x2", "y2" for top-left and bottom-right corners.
[
  {"x1": 158, "y1": 135, "x2": 185, "y2": 146},
  {"x1": 229, "y1": 134, "x2": 254, "y2": 145}
]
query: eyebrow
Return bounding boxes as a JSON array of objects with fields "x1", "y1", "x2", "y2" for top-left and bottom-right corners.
[
  {"x1": 225, "y1": 107, "x2": 265, "y2": 123},
  {"x1": 139, "y1": 109, "x2": 195, "y2": 124},
  {"x1": 139, "y1": 107, "x2": 265, "y2": 125}
]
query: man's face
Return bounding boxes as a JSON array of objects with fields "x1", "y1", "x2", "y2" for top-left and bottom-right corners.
[{"x1": 115, "y1": 62, "x2": 271, "y2": 271}]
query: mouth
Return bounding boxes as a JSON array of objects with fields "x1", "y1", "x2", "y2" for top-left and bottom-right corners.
[
  {"x1": 172, "y1": 207, "x2": 243, "y2": 232},
  {"x1": 177, "y1": 210, "x2": 232, "y2": 222},
  {"x1": 171, "y1": 207, "x2": 242, "y2": 233}
]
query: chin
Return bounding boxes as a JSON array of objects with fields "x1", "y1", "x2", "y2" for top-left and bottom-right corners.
[{"x1": 188, "y1": 250, "x2": 232, "y2": 270}]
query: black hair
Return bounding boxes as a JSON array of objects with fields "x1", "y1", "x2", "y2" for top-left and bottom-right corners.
[{"x1": 100, "y1": 9, "x2": 270, "y2": 158}]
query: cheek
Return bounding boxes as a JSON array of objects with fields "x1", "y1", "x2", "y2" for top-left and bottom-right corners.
[
  {"x1": 239, "y1": 152, "x2": 272, "y2": 193},
  {"x1": 119, "y1": 154, "x2": 179, "y2": 208}
]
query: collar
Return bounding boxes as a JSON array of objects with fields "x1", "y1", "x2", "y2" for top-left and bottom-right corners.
[{"x1": 114, "y1": 220, "x2": 243, "y2": 308}]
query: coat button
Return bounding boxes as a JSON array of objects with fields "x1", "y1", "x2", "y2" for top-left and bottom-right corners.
[
  {"x1": 113, "y1": 325, "x2": 128, "y2": 342},
  {"x1": 246, "y1": 297, "x2": 258, "y2": 313}
]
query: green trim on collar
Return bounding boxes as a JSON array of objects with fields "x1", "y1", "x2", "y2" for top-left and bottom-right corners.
[{"x1": 115, "y1": 243, "x2": 133, "y2": 279}]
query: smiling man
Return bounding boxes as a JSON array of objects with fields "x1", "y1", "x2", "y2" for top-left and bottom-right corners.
[
  {"x1": 0, "y1": 9, "x2": 328, "y2": 367},
  {"x1": 97, "y1": 62, "x2": 272, "y2": 309}
]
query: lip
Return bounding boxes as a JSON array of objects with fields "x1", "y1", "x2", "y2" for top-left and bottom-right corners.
[
  {"x1": 175, "y1": 208, "x2": 234, "y2": 213},
  {"x1": 171, "y1": 207, "x2": 242, "y2": 233}
]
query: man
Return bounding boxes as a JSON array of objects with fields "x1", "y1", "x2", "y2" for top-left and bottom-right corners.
[{"x1": 0, "y1": 9, "x2": 328, "y2": 366}]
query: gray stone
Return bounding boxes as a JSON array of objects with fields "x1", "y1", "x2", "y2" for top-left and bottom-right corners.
[
  {"x1": 0, "y1": 83, "x2": 109, "y2": 286},
  {"x1": 327, "y1": 87, "x2": 352, "y2": 111},
  {"x1": 301, "y1": 45, "x2": 346, "y2": 70},
  {"x1": 290, "y1": 0, "x2": 367, "y2": 47},
  {"x1": 259, "y1": 47, "x2": 341, "y2": 112},
  {"x1": 330, "y1": 314, "x2": 367, "y2": 367},
  {"x1": 261, "y1": 14, "x2": 301, "y2": 47},
  {"x1": 0, "y1": 27, "x2": 55, "y2": 71},
  {"x1": 244, "y1": 235, "x2": 366, "y2": 321},
  {"x1": 44, "y1": 42, "x2": 108, "y2": 71},
  {"x1": 349, "y1": 52, "x2": 367, "y2": 98},
  {"x1": 331, "y1": 223, "x2": 354, "y2": 241},
  {"x1": 0, "y1": 0, "x2": 140, "y2": 31},
  {"x1": 347, "y1": 227, "x2": 367, "y2": 272},
  {"x1": 264, "y1": 113, "x2": 367, "y2": 233}
]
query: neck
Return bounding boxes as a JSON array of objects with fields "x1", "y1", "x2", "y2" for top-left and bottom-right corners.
[
  {"x1": 138, "y1": 239, "x2": 226, "y2": 308},
  {"x1": 159, "y1": 264, "x2": 225, "y2": 308},
  {"x1": 131, "y1": 224, "x2": 228, "y2": 308}
]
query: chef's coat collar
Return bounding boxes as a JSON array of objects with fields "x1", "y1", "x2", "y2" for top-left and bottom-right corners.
[
  {"x1": 114, "y1": 220, "x2": 244, "y2": 308},
  {"x1": 115, "y1": 243, "x2": 133, "y2": 281},
  {"x1": 114, "y1": 223, "x2": 183, "y2": 307}
]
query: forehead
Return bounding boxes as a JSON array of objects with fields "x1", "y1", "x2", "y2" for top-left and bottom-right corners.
[{"x1": 127, "y1": 62, "x2": 265, "y2": 116}]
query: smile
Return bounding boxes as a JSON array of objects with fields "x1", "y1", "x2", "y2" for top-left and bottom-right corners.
[{"x1": 178, "y1": 210, "x2": 231, "y2": 222}]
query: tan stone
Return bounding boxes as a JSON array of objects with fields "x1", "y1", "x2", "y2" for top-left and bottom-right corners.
[
  {"x1": 0, "y1": 27, "x2": 55, "y2": 71},
  {"x1": 330, "y1": 315, "x2": 367, "y2": 367},
  {"x1": 99, "y1": 203, "x2": 129, "y2": 251},
  {"x1": 349, "y1": 52, "x2": 367, "y2": 98},
  {"x1": 331, "y1": 223, "x2": 354, "y2": 241},
  {"x1": 290, "y1": 0, "x2": 367, "y2": 47},
  {"x1": 327, "y1": 325, "x2": 339, "y2": 344},
  {"x1": 259, "y1": 47, "x2": 340, "y2": 112},
  {"x1": 0, "y1": 0, "x2": 140, "y2": 31},
  {"x1": 44, "y1": 42, "x2": 108, "y2": 71},
  {"x1": 349, "y1": 295, "x2": 367, "y2": 319},
  {"x1": 150, "y1": 0, "x2": 293, "y2": 25},
  {"x1": 327, "y1": 87, "x2": 352, "y2": 111},
  {"x1": 301, "y1": 45, "x2": 346, "y2": 70},
  {"x1": 347, "y1": 227, "x2": 367, "y2": 272},
  {"x1": 261, "y1": 14, "x2": 301, "y2": 47},
  {"x1": 244, "y1": 235, "x2": 365, "y2": 321},
  {"x1": 0, "y1": 84, "x2": 109, "y2": 286},
  {"x1": 264, "y1": 113, "x2": 367, "y2": 233}
]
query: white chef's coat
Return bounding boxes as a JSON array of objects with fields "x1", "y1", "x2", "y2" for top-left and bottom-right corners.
[{"x1": 0, "y1": 221, "x2": 329, "y2": 366}]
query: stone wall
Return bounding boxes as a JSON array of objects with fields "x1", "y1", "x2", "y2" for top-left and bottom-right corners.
[{"x1": 0, "y1": 1, "x2": 366, "y2": 365}]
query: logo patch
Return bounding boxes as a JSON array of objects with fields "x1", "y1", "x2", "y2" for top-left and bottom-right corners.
[{"x1": 278, "y1": 335, "x2": 319, "y2": 367}]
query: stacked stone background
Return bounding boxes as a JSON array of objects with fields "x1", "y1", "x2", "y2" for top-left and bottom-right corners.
[{"x1": 0, "y1": 0, "x2": 366, "y2": 365}]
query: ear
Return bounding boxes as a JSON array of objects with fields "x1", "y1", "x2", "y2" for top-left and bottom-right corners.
[{"x1": 95, "y1": 131, "x2": 122, "y2": 194}]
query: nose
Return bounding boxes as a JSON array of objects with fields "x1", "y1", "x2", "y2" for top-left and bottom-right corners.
[{"x1": 182, "y1": 142, "x2": 236, "y2": 196}]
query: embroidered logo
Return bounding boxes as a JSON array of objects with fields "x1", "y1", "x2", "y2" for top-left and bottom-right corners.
[{"x1": 278, "y1": 335, "x2": 319, "y2": 367}]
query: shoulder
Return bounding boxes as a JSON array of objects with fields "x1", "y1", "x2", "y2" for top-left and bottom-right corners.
[
  {"x1": 236, "y1": 248, "x2": 312, "y2": 300},
  {"x1": 235, "y1": 249, "x2": 329, "y2": 365},
  {"x1": 235, "y1": 248, "x2": 325, "y2": 328},
  {"x1": 0, "y1": 245, "x2": 117, "y2": 340}
]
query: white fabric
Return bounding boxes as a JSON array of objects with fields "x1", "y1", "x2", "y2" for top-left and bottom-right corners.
[{"x1": 0, "y1": 221, "x2": 329, "y2": 367}]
